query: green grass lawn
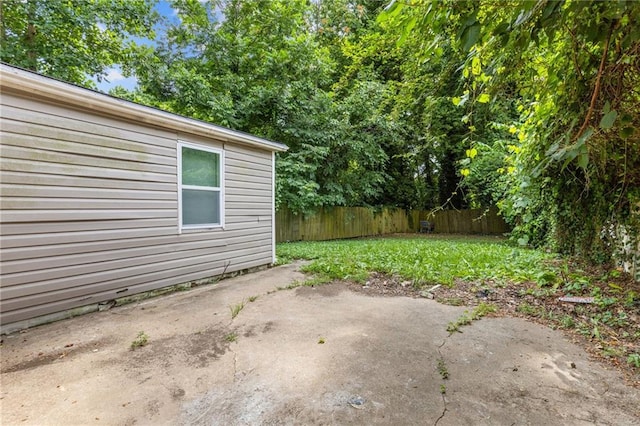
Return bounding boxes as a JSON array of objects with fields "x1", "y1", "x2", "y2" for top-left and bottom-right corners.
[{"x1": 277, "y1": 236, "x2": 553, "y2": 287}]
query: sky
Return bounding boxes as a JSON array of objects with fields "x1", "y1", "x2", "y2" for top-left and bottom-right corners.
[{"x1": 95, "y1": 1, "x2": 179, "y2": 93}]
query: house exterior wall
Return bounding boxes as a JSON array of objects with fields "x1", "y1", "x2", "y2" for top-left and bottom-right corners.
[{"x1": 0, "y1": 87, "x2": 277, "y2": 328}]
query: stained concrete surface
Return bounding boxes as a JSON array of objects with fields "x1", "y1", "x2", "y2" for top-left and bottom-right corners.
[{"x1": 1, "y1": 263, "x2": 639, "y2": 425}]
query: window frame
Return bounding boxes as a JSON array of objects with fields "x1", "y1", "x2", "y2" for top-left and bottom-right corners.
[{"x1": 177, "y1": 141, "x2": 224, "y2": 232}]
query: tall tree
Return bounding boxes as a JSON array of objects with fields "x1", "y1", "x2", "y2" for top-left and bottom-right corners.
[
  {"x1": 122, "y1": 0, "x2": 402, "y2": 213},
  {"x1": 380, "y1": 0, "x2": 640, "y2": 261},
  {"x1": 1, "y1": 0, "x2": 158, "y2": 87}
]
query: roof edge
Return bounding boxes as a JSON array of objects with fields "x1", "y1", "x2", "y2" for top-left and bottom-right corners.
[{"x1": 0, "y1": 63, "x2": 288, "y2": 152}]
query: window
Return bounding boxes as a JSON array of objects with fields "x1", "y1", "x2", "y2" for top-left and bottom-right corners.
[{"x1": 178, "y1": 142, "x2": 223, "y2": 230}]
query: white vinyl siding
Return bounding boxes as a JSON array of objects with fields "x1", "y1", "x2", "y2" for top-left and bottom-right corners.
[{"x1": 0, "y1": 87, "x2": 280, "y2": 329}]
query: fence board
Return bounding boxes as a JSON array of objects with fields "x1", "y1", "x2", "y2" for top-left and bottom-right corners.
[{"x1": 276, "y1": 206, "x2": 508, "y2": 242}]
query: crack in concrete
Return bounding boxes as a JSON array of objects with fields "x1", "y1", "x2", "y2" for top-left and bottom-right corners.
[
  {"x1": 434, "y1": 338, "x2": 449, "y2": 426},
  {"x1": 434, "y1": 393, "x2": 448, "y2": 426},
  {"x1": 435, "y1": 307, "x2": 493, "y2": 425}
]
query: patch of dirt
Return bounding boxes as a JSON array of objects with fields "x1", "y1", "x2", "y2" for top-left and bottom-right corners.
[
  {"x1": 346, "y1": 272, "x2": 424, "y2": 298},
  {"x1": 343, "y1": 270, "x2": 640, "y2": 388},
  {"x1": 128, "y1": 327, "x2": 230, "y2": 370},
  {"x1": 295, "y1": 283, "x2": 345, "y2": 298},
  {"x1": 1, "y1": 338, "x2": 114, "y2": 374},
  {"x1": 242, "y1": 321, "x2": 276, "y2": 337}
]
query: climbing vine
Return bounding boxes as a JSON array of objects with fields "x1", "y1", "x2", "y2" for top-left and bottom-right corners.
[{"x1": 381, "y1": 0, "x2": 640, "y2": 265}]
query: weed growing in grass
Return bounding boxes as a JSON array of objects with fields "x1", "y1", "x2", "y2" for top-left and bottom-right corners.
[
  {"x1": 535, "y1": 271, "x2": 559, "y2": 287},
  {"x1": 560, "y1": 315, "x2": 575, "y2": 329},
  {"x1": 131, "y1": 331, "x2": 149, "y2": 349},
  {"x1": 225, "y1": 332, "x2": 238, "y2": 342},
  {"x1": 472, "y1": 302, "x2": 497, "y2": 319},
  {"x1": 517, "y1": 302, "x2": 543, "y2": 317},
  {"x1": 563, "y1": 275, "x2": 591, "y2": 295},
  {"x1": 628, "y1": 353, "x2": 640, "y2": 368},
  {"x1": 624, "y1": 291, "x2": 638, "y2": 307},
  {"x1": 230, "y1": 300, "x2": 246, "y2": 319},
  {"x1": 602, "y1": 345, "x2": 625, "y2": 358}
]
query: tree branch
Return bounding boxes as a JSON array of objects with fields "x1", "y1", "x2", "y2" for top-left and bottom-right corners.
[
  {"x1": 575, "y1": 21, "x2": 616, "y2": 141},
  {"x1": 564, "y1": 25, "x2": 583, "y2": 80}
]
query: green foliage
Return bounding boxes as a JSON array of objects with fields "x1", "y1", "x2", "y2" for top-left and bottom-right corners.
[
  {"x1": 1, "y1": 0, "x2": 157, "y2": 87},
  {"x1": 628, "y1": 353, "x2": 640, "y2": 368},
  {"x1": 275, "y1": 275, "x2": 333, "y2": 291},
  {"x1": 437, "y1": 358, "x2": 449, "y2": 380},
  {"x1": 229, "y1": 300, "x2": 245, "y2": 320},
  {"x1": 446, "y1": 314, "x2": 472, "y2": 333},
  {"x1": 447, "y1": 302, "x2": 497, "y2": 333},
  {"x1": 473, "y1": 301, "x2": 498, "y2": 318},
  {"x1": 8, "y1": 0, "x2": 637, "y2": 267},
  {"x1": 118, "y1": 0, "x2": 406, "y2": 214},
  {"x1": 130, "y1": 331, "x2": 149, "y2": 349},
  {"x1": 381, "y1": 0, "x2": 640, "y2": 264},
  {"x1": 517, "y1": 302, "x2": 544, "y2": 317},
  {"x1": 277, "y1": 237, "x2": 552, "y2": 286}
]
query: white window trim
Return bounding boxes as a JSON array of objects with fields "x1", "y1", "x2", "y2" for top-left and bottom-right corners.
[{"x1": 178, "y1": 141, "x2": 225, "y2": 233}]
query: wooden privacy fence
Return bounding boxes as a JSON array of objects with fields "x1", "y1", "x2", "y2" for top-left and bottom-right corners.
[
  {"x1": 428, "y1": 208, "x2": 509, "y2": 235},
  {"x1": 276, "y1": 206, "x2": 509, "y2": 242}
]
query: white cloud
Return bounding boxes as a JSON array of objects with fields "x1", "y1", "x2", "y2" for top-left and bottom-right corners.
[
  {"x1": 94, "y1": 67, "x2": 139, "y2": 93},
  {"x1": 105, "y1": 68, "x2": 126, "y2": 82}
]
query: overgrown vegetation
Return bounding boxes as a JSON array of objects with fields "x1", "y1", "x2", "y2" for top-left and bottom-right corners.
[
  {"x1": 278, "y1": 237, "x2": 552, "y2": 286},
  {"x1": 432, "y1": 258, "x2": 640, "y2": 382},
  {"x1": 379, "y1": 0, "x2": 640, "y2": 265}
]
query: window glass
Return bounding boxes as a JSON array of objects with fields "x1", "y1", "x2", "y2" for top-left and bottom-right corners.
[
  {"x1": 182, "y1": 189, "x2": 220, "y2": 225},
  {"x1": 182, "y1": 146, "x2": 220, "y2": 187},
  {"x1": 179, "y1": 143, "x2": 223, "y2": 228}
]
